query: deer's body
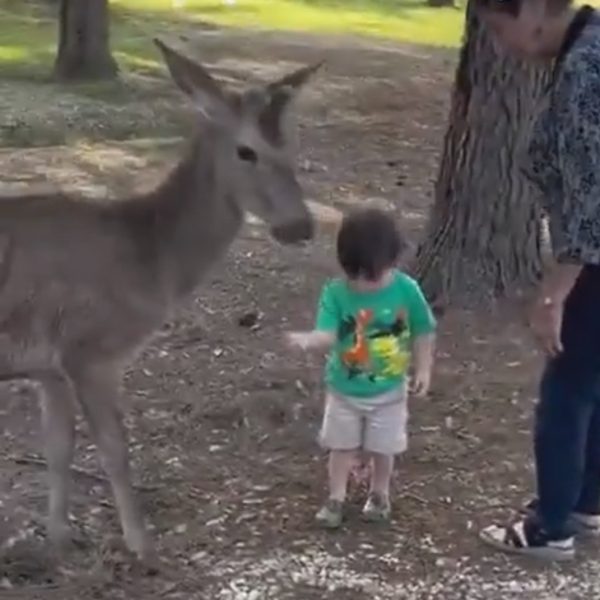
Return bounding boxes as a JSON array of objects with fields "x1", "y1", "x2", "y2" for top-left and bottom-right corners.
[
  {"x1": 0, "y1": 40, "x2": 319, "y2": 561},
  {"x1": 0, "y1": 137, "x2": 242, "y2": 374}
]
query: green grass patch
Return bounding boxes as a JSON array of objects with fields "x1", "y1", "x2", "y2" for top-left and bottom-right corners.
[
  {"x1": 0, "y1": 0, "x2": 465, "y2": 148},
  {"x1": 0, "y1": 0, "x2": 465, "y2": 81},
  {"x1": 116, "y1": 0, "x2": 465, "y2": 47},
  {"x1": 0, "y1": 3, "x2": 56, "y2": 79}
]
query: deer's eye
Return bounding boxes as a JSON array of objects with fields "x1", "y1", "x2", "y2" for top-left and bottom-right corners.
[{"x1": 237, "y1": 145, "x2": 258, "y2": 164}]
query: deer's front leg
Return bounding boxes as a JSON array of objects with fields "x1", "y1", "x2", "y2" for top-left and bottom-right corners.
[
  {"x1": 38, "y1": 371, "x2": 76, "y2": 550},
  {"x1": 69, "y1": 363, "x2": 151, "y2": 560}
]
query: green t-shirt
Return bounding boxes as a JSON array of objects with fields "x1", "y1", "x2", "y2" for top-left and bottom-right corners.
[{"x1": 315, "y1": 270, "x2": 436, "y2": 398}]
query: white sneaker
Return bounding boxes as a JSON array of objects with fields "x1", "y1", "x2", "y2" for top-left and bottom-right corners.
[
  {"x1": 571, "y1": 512, "x2": 600, "y2": 537},
  {"x1": 523, "y1": 499, "x2": 600, "y2": 537}
]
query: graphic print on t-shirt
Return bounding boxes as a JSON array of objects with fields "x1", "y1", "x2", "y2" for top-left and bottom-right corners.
[
  {"x1": 337, "y1": 307, "x2": 411, "y2": 383},
  {"x1": 315, "y1": 271, "x2": 436, "y2": 398}
]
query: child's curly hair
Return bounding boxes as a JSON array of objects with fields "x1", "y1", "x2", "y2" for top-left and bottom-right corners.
[{"x1": 336, "y1": 208, "x2": 406, "y2": 281}]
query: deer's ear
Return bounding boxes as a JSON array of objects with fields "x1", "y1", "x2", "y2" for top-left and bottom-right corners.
[
  {"x1": 154, "y1": 38, "x2": 231, "y2": 121},
  {"x1": 270, "y1": 61, "x2": 324, "y2": 94},
  {"x1": 265, "y1": 61, "x2": 323, "y2": 115},
  {"x1": 267, "y1": 61, "x2": 324, "y2": 104}
]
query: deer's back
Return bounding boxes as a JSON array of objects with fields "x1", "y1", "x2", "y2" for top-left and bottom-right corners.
[{"x1": 0, "y1": 192, "x2": 168, "y2": 370}]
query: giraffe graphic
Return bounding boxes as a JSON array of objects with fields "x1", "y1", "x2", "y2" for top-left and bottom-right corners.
[
  {"x1": 341, "y1": 308, "x2": 374, "y2": 379},
  {"x1": 337, "y1": 308, "x2": 413, "y2": 382}
]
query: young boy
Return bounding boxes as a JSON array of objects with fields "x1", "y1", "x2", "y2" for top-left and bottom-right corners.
[{"x1": 287, "y1": 208, "x2": 436, "y2": 528}]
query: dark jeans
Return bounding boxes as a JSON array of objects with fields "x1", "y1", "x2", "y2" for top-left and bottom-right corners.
[{"x1": 535, "y1": 265, "x2": 600, "y2": 539}]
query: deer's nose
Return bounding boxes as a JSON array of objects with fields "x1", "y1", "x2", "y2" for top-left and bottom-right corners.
[{"x1": 271, "y1": 218, "x2": 314, "y2": 244}]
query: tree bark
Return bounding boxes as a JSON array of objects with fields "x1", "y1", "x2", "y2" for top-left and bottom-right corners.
[
  {"x1": 413, "y1": 0, "x2": 550, "y2": 307},
  {"x1": 54, "y1": 0, "x2": 118, "y2": 81}
]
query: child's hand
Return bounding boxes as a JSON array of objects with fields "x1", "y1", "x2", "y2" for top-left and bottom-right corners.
[
  {"x1": 286, "y1": 331, "x2": 314, "y2": 351},
  {"x1": 285, "y1": 330, "x2": 335, "y2": 351},
  {"x1": 411, "y1": 369, "x2": 431, "y2": 397}
]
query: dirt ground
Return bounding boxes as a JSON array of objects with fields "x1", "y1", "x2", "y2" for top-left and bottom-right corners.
[{"x1": 1, "y1": 28, "x2": 599, "y2": 600}]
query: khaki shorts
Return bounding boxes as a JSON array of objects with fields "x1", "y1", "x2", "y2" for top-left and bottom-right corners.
[{"x1": 319, "y1": 388, "x2": 408, "y2": 455}]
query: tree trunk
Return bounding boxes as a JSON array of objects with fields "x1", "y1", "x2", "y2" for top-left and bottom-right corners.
[
  {"x1": 54, "y1": 0, "x2": 118, "y2": 81},
  {"x1": 413, "y1": 0, "x2": 550, "y2": 307}
]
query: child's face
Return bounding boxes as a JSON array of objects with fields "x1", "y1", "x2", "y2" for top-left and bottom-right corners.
[{"x1": 347, "y1": 268, "x2": 394, "y2": 292}]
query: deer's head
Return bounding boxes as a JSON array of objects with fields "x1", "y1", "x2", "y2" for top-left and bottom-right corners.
[{"x1": 155, "y1": 39, "x2": 320, "y2": 245}]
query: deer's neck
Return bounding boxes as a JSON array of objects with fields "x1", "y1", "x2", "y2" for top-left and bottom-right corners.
[{"x1": 150, "y1": 130, "x2": 243, "y2": 299}]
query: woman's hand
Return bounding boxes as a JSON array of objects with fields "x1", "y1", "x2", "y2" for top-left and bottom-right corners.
[
  {"x1": 529, "y1": 263, "x2": 582, "y2": 357},
  {"x1": 529, "y1": 294, "x2": 564, "y2": 356}
]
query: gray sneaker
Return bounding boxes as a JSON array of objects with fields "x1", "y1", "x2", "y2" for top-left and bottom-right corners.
[
  {"x1": 523, "y1": 499, "x2": 600, "y2": 538},
  {"x1": 315, "y1": 499, "x2": 344, "y2": 529},
  {"x1": 362, "y1": 493, "x2": 391, "y2": 522},
  {"x1": 570, "y1": 512, "x2": 600, "y2": 538}
]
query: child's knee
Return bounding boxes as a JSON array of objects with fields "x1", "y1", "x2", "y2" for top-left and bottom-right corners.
[
  {"x1": 369, "y1": 451, "x2": 391, "y2": 459},
  {"x1": 329, "y1": 449, "x2": 358, "y2": 461}
]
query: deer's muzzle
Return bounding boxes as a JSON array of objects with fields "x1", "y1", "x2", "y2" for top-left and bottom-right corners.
[{"x1": 271, "y1": 218, "x2": 314, "y2": 245}]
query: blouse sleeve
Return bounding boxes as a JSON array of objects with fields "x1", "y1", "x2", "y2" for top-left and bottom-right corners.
[{"x1": 554, "y1": 51, "x2": 600, "y2": 265}]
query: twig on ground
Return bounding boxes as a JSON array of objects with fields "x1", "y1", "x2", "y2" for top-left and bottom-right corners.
[
  {"x1": 398, "y1": 472, "x2": 441, "y2": 492},
  {"x1": 8, "y1": 454, "x2": 160, "y2": 492},
  {"x1": 395, "y1": 473, "x2": 446, "y2": 505},
  {"x1": 398, "y1": 491, "x2": 430, "y2": 505}
]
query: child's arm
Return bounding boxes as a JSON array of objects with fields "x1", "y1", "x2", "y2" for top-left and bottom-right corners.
[
  {"x1": 406, "y1": 278, "x2": 437, "y2": 397},
  {"x1": 286, "y1": 330, "x2": 336, "y2": 351},
  {"x1": 412, "y1": 333, "x2": 435, "y2": 397},
  {"x1": 286, "y1": 281, "x2": 338, "y2": 352}
]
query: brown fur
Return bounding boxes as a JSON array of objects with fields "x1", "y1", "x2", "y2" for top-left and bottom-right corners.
[{"x1": 0, "y1": 39, "x2": 320, "y2": 559}]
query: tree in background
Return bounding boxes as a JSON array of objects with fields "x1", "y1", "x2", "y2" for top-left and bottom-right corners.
[
  {"x1": 414, "y1": 0, "x2": 549, "y2": 306},
  {"x1": 54, "y1": 0, "x2": 118, "y2": 81}
]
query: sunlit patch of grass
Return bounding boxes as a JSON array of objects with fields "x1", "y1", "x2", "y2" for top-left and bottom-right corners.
[
  {"x1": 0, "y1": 0, "x2": 464, "y2": 84},
  {"x1": 114, "y1": 52, "x2": 163, "y2": 75},
  {"x1": 0, "y1": 2, "x2": 57, "y2": 78},
  {"x1": 114, "y1": 0, "x2": 464, "y2": 47},
  {"x1": 0, "y1": 45, "x2": 31, "y2": 62},
  {"x1": 0, "y1": 0, "x2": 463, "y2": 148}
]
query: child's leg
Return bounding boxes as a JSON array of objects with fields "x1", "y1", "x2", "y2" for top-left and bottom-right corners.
[
  {"x1": 319, "y1": 392, "x2": 362, "y2": 499},
  {"x1": 328, "y1": 450, "x2": 358, "y2": 501},
  {"x1": 363, "y1": 393, "x2": 408, "y2": 462},
  {"x1": 362, "y1": 392, "x2": 408, "y2": 521},
  {"x1": 316, "y1": 392, "x2": 362, "y2": 527},
  {"x1": 362, "y1": 452, "x2": 394, "y2": 521},
  {"x1": 369, "y1": 453, "x2": 394, "y2": 500}
]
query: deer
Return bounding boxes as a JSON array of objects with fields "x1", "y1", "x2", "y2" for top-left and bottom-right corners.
[{"x1": 0, "y1": 38, "x2": 320, "y2": 561}]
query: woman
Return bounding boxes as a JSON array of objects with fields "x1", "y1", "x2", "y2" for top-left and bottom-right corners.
[{"x1": 476, "y1": 0, "x2": 600, "y2": 560}]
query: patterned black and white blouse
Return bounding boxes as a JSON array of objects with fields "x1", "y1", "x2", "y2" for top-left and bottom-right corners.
[{"x1": 525, "y1": 5, "x2": 600, "y2": 265}]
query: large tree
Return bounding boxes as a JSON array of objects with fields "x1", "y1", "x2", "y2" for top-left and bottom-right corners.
[
  {"x1": 54, "y1": 0, "x2": 118, "y2": 81},
  {"x1": 413, "y1": 1, "x2": 550, "y2": 306}
]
